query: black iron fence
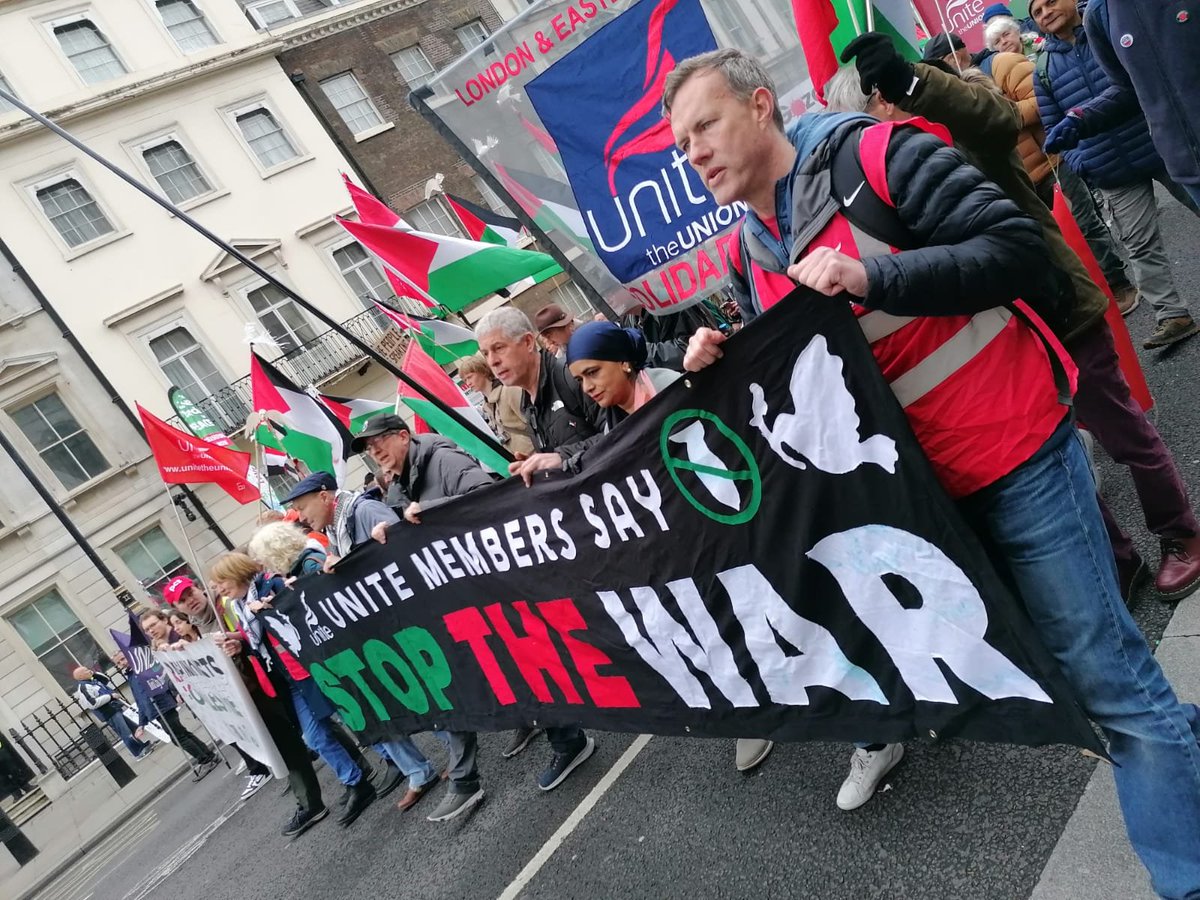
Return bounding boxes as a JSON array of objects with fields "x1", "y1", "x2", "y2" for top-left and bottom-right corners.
[
  {"x1": 165, "y1": 306, "x2": 395, "y2": 434},
  {"x1": 15, "y1": 672, "x2": 133, "y2": 781}
]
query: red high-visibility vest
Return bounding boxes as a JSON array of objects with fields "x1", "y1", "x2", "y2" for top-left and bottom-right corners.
[{"x1": 731, "y1": 119, "x2": 1076, "y2": 498}]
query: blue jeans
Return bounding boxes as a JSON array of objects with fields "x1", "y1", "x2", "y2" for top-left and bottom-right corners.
[
  {"x1": 290, "y1": 688, "x2": 363, "y2": 787},
  {"x1": 103, "y1": 709, "x2": 148, "y2": 756},
  {"x1": 959, "y1": 420, "x2": 1200, "y2": 900},
  {"x1": 373, "y1": 739, "x2": 437, "y2": 790}
]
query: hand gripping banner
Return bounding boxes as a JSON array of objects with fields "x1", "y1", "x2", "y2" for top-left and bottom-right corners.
[{"x1": 265, "y1": 293, "x2": 1100, "y2": 754}]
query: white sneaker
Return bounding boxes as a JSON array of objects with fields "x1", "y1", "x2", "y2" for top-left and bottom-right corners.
[
  {"x1": 836, "y1": 744, "x2": 904, "y2": 811},
  {"x1": 734, "y1": 738, "x2": 774, "y2": 772},
  {"x1": 240, "y1": 773, "x2": 271, "y2": 801}
]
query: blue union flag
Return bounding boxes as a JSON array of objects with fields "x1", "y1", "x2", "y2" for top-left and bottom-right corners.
[{"x1": 526, "y1": 0, "x2": 736, "y2": 287}]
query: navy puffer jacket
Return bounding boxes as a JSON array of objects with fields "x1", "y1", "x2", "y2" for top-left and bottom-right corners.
[{"x1": 1034, "y1": 26, "x2": 1164, "y2": 187}]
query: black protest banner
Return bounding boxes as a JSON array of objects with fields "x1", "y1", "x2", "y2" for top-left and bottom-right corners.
[{"x1": 266, "y1": 292, "x2": 1100, "y2": 753}]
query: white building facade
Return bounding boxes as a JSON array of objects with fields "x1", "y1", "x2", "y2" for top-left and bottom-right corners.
[{"x1": 0, "y1": 0, "x2": 413, "y2": 757}]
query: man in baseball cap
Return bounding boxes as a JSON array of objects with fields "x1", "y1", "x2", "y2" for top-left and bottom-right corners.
[
  {"x1": 164, "y1": 575, "x2": 229, "y2": 633},
  {"x1": 162, "y1": 575, "x2": 196, "y2": 607},
  {"x1": 533, "y1": 303, "x2": 576, "y2": 357},
  {"x1": 351, "y1": 412, "x2": 492, "y2": 823},
  {"x1": 349, "y1": 414, "x2": 409, "y2": 455}
]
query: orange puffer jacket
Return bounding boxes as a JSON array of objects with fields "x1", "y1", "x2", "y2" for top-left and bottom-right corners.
[{"x1": 990, "y1": 52, "x2": 1055, "y2": 185}]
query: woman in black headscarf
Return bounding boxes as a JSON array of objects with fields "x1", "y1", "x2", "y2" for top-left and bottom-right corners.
[{"x1": 565, "y1": 320, "x2": 679, "y2": 434}]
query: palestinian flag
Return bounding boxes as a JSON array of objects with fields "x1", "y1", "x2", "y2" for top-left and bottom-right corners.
[
  {"x1": 250, "y1": 352, "x2": 353, "y2": 485},
  {"x1": 342, "y1": 174, "x2": 412, "y2": 230},
  {"x1": 398, "y1": 340, "x2": 509, "y2": 474},
  {"x1": 338, "y1": 217, "x2": 562, "y2": 313},
  {"x1": 445, "y1": 193, "x2": 525, "y2": 249},
  {"x1": 493, "y1": 164, "x2": 595, "y2": 252},
  {"x1": 318, "y1": 393, "x2": 394, "y2": 436},
  {"x1": 342, "y1": 174, "x2": 439, "y2": 310},
  {"x1": 252, "y1": 421, "x2": 295, "y2": 475},
  {"x1": 793, "y1": 0, "x2": 921, "y2": 103},
  {"x1": 374, "y1": 303, "x2": 479, "y2": 365}
]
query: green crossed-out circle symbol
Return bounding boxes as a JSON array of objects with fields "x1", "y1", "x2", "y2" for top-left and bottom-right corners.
[{"x1": 659, "y1": 408, "x2": 762, "y2": 525}]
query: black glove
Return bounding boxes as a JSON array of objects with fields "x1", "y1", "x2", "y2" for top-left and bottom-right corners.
[{"x1": 841, "y1": 32, "x2": 914, "y2": 104}]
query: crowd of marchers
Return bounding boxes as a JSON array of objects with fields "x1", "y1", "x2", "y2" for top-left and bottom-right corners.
[{"x1": 77, "y1": 4, "x2": 1200, "y2": 896}]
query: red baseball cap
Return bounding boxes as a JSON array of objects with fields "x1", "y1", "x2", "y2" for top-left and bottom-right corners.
[{"x1": 163, "y1": 576, "x2": 195, "y2": 606}]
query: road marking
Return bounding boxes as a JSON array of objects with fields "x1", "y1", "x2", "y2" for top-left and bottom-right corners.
[
  {"x1": 39, "y1": 812, "x2": 160, "y2": 900},
  {"x1": 48, "y1": 820, "x2": 157, "y2": 897},
  {"x1": 122, "y1": 798, "x2": 244, "y2": 900},
  {"x1": 497, "y1": 734, "x2": 653, "y2": 900},
  {"x1": 39, "y1": 816, "x2": 159, "y2": 897}
]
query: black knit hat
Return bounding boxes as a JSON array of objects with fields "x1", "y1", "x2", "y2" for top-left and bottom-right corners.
[{"x1": 922, "y1": 32, "x2": 966, "y2": 61}]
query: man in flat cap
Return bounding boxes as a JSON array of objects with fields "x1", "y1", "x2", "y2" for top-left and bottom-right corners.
[{"x1": 350, "y1": 414, "x2": 494, "y2": 528}]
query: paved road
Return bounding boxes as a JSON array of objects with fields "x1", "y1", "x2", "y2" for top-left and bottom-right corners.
[{"x1": 34, "y1": 196, "x2": 1200, "y2": 900}]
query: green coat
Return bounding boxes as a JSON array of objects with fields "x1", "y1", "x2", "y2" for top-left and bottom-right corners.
[{"x1": 900, "y1": 63, "x2": 1109, "y2": 344}]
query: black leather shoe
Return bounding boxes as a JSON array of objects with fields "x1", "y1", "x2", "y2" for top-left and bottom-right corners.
[{"x1": 337, "y1": 780, "x2": 376, "y2": 827}]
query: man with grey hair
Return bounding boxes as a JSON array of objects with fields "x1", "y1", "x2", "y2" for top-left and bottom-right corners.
[
  {"x1": 473, "y1": 305, "x2": 600, "y2": 788},
  {"x1": 476, "y1": 306, "x2": 603, "y2": 482},
  {"x1": 666, "y1": 44, "x2": 1200, "y2": 895}
]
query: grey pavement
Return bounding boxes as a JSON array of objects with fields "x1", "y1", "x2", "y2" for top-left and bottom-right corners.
[
  {"x1": 17, "y1": 195, "x2": 1200, "y2": 900},
  {"x1": 4, "y1": 742, "x2": 192, "y2": 900},
  {"x1": 1032, "y1": 570, "x2": 1200, "y2": 900}
]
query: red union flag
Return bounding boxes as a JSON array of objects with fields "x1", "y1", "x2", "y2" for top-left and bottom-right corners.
[{"x1": 138, "y1": 404, "x2": 261, "y2": 504}]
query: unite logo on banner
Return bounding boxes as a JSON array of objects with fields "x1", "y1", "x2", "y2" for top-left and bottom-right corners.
[
  {"x1": 526, "y1": 0, "x2": 744, "y2": 312},
  {"x1": 912, "y1": 0, "x2": 986, "y2": 48}
]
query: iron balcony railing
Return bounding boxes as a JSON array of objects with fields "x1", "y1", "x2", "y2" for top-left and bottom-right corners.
[{"x1": 168, "y1": 306, "x2": 394, "y2": 435}]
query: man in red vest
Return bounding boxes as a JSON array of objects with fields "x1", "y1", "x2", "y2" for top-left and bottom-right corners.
[{"x1": 664, "y1": 48, "x2": 1200, "y2": 898}]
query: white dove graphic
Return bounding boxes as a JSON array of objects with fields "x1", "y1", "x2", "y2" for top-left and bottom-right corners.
[
  {"x1": 749, "y1": 335, "x2": 898, "y2": 475},
  {"x1": 667, "y1": 421, "x2": 742, "y2": 510}
]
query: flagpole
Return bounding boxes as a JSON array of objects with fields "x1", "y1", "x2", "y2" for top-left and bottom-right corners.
[
  {"x1": 864, "y1": 0, "x2": 875, "y2": 32},
  {"x1": 843, "y1": 0, "x2": 864, "y2": 36},
  {"x1": 0, "y1": 87, "x2": 514, "y2": 467},
  {"x1": 163, "y1": 483, "x2": 224, "y2": 625},
  {"x1": 248, "y1": 433, "x2": 278, "y2": 512}
]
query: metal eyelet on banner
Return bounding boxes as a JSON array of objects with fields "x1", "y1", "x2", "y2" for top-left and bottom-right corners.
[{"x1": 928, "y1": 729, "x2": 938, "y2": 739}]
